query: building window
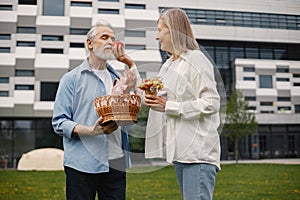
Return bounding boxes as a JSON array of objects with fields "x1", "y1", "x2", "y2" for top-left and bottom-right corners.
[
  {"x1": 163, "y1": 7, "x2": 300, "y2": 31},
  {"x1": 293, "y1": 83, "x2": 300, "y2": 87},
  {"x1": 42, "y1": 35, "x2": 64, "y2": 41},
  {"x1": 16, "y1": 41, "x2": 35, "y2": 47},
  {"x1": 0, "y1": 34, "x2": 11, "y2": 40},
  {"x1": 15, "y1": 70, "x2": 35, "y2": 77},
  {"x1": 196, "y1": 17, "x2": 207, "y2": 24},
  {"x1": 260, "y1": 102, "x2": 273, "y2": 106},
  {"x1": 276, "y1": 66, "x2": 289, "y2": 73},
  {"x1": 215, "y1": 46, "x2": 229, "y2": 67},
  {"x1": 243, "y1": 77, "x2": 255, "y2": 81},
  {"x1": 230, "y1": 46, "x2": 244, "y2": 61},
  {"x1": 202, "y1": 45, "x2": 215, "y2": 60},
  {"x1": 125, "y1": 30, "x2": 146, "y2": 37},
  {"x1": 0, "y1": 5, "x2": 13, "y2": 11},
  {"x1": 98, "y1": 9, "x2": 119, "y2": 14},
  {"x1": 41, "y1": 48, "x2": 63, "y2": 54},
  {"x1": 245, "y1": 47, "x2": 259, "y2": 59},
  {"x1": 293, "y1": 74, "x2": 300, "y2": 78},
  {"x1": 0, "y1": 91, "x2": 9, "y2": 97},
  {"x1": 70, "y1": 28, "x2": 89, "y2": 35},
  {"x1": 245, "y1": 96, "x2": 256, "y2": 101},
  {"x1": 0, "y1": 48, "x2": 10, "y2": 53},
  {"x1": 125, "y1": 45, "x2": 146, "y2": 50},
  {"x1": 274, "y1": 48, "x2": 286, "y2": 59},
  {"x1": 295, "y1": 105, "x2": 300, "y2": 113},
  {"x1": 288, "y1": 135, "x2": 295, "y2": 156},
  {"x1": 278, "y1": 106, "x2": 291, "y2": 111},
  {"x1": 276, "y1": 77, "x2": 289, "y2": 82},
  {"x1": 277, "y1": 97, "x2": 290, "y2": 101},
  {"x1": 125, "y1": 4, "x2": 146, "y2": 9},
  {"x1": 43, "y1": 0, "x2": 64, "y2": 16},
  {"x1": 70, "y1": 43, "x2": 84, "y2": 48},
  {"x1": 71, "y1": 1, "x2": 92, "y2": 7},
  {"x1": 19, "y1": 0, "x2": 37, "y2": 5},
  {"x1": 98, "y1": 0, "x2": 119, "y2": 2},
  {"x1": 15, "y1": 85, "x2": 34, "y2": 90},
  {"x1": 260, "y1": 110, "x2": 274, "y2": 113},
  {"x1": 248, "y1": 106, "x2": 256, "y2": 111},
  {"x1": 17, "y1": 27, "x2": 36, "y2": 34},
  {"x1": 0, "y1": 77, "x2": 9, "y2": 83},
  {"x1": 260, "y1": 46, "x2": 273, "y2": 59},
  {"x1": 243, "y1": 66, "x2": 255, "y2": 72},
  {"x1": 259, "y1": 75, "x2": 273, "y2": 88},
  {"x1": 259, "y1": 135, "x2": 267, "y2": 154},
  {"x1": 40, "y1": 82, "x2": 59, "y2": 101}
]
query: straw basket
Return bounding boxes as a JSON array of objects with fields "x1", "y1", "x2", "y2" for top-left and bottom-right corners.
[{"x1": 94, "y1": 94, "x2": 141, "y2": 126}]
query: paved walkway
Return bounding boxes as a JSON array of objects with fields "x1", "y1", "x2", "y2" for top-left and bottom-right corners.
[
  {"x1": 130, "y1": 153, "x2": 300, "y2": 166},
  {"x1": 221, "y1": 158, "x2": 300, "y2": 165}
]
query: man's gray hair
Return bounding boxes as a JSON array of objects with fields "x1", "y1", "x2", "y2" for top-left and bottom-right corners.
[{"x1": 84, "y1": 20, "x2": 114, "y2": 56}]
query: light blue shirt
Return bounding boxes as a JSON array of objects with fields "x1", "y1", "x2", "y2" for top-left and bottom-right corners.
[{"x1": 52, "y1": 58, "x2": 130, "y2": 173}]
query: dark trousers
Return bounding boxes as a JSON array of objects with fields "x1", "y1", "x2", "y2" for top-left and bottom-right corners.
[{"x1": 64, "y1": 157, "x2": 126, "y2": 200}]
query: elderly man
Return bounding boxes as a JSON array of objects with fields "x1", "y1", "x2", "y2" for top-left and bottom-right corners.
[{"x1": 52, "y1": 20, "x2": 140, "y2": 200}]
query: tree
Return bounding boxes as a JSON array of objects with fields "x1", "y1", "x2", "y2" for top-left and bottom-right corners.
[{"x1": 223, "y1": 89, "x2": 258, "y2": 163}]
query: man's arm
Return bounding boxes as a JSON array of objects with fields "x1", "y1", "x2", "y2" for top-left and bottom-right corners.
[{"x1": 72, "y1": 117, "x2": 119, "y2": 137}]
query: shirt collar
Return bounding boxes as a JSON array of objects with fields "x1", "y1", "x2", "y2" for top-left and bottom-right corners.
[
  {"x1": 179, "y1": 50, "x2": 191, "y2": 61},
  {"x1": 79, "y1": 58, "x2": 92, "y2": 73},
  {"x1": 166, "y1": 50, "x2": 190, "y2": 65},
  {"x1": 79, "y1": 58, "x2": 120, "y2": 79}
]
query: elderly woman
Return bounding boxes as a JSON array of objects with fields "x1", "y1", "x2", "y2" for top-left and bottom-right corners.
[{"x1": 144, "y1": 8, "x2": 221, "y2": 200}]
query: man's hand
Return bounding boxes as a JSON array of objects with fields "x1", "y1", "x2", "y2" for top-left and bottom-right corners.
[
  {"x1": 144, "y1": 94, "x2": 166, "y2": 112},
  {"x1": 72, "y1": 117, "x2": 119, "y2": 136},
  {"x1": 98, "y1": 120, "x2": 119, "y2": 135}
]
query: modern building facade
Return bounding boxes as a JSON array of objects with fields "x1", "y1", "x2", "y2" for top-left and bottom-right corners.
[
  {"x1": 0, "y1": 0, "x2": 299, "y2": 167},
  {"x1": 235, "y1": 59, "x2": 300, "y2": 159}
]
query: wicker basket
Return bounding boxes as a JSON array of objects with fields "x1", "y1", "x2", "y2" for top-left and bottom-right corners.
[{"x1": 94, "y1": 94, "x2": 141, "y2": 126}]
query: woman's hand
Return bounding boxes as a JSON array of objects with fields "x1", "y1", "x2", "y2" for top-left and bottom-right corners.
[
  {"x1": 144, "y1": 94, "x2": 166, "y2": 112},
  {"x1": 112, "y1": 41, "x2": 134, "y2": 68},
  {"x1": 123, "y1": 69, "x2": 137, "y2": 93}
]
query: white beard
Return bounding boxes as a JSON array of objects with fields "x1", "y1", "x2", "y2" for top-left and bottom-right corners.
[{"x1": 93, "y1": 46, "x2": 116, "y2": 60}]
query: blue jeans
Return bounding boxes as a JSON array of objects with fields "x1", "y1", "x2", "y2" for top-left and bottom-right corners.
[{"x1": 173, "y1": 162, "x2": 218, "y2": 200}]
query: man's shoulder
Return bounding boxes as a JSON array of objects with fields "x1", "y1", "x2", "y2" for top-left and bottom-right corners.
[
  {"x1": 61, "y1": 68, "x2": 76, "y2": 82},
  {"x1": 62, "y1": 60, "x2": 87, "y2": 79}
]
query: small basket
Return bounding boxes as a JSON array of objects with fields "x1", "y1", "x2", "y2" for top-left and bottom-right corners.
[{"x1": 94, "y1": 94, "x2": 141, "y2": 126}]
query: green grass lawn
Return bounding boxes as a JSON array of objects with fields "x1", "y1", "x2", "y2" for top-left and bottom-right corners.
[{"x1": 0, "y1": 164, "x2": 299, "y2": 200}]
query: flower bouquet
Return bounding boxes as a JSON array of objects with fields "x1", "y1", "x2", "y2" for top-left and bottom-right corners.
[{"x1": 138, "y1": 77, "x2": 164, "y2": 95}]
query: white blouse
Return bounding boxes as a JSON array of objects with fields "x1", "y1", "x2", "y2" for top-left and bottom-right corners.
[{"x1": 145, "y1": 50, "x2": 221, "y2": 170}]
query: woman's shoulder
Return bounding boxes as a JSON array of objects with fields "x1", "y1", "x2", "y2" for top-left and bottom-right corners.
[
  {"x1": 182, "y1": 50, "x2": 215, "y2": 73},
  {"x1": 182, "y1": 49, "x2": 206, "y2": 59},
  {"x1": 182, "y1": 50, "x2": 210, "y2": 65}
]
